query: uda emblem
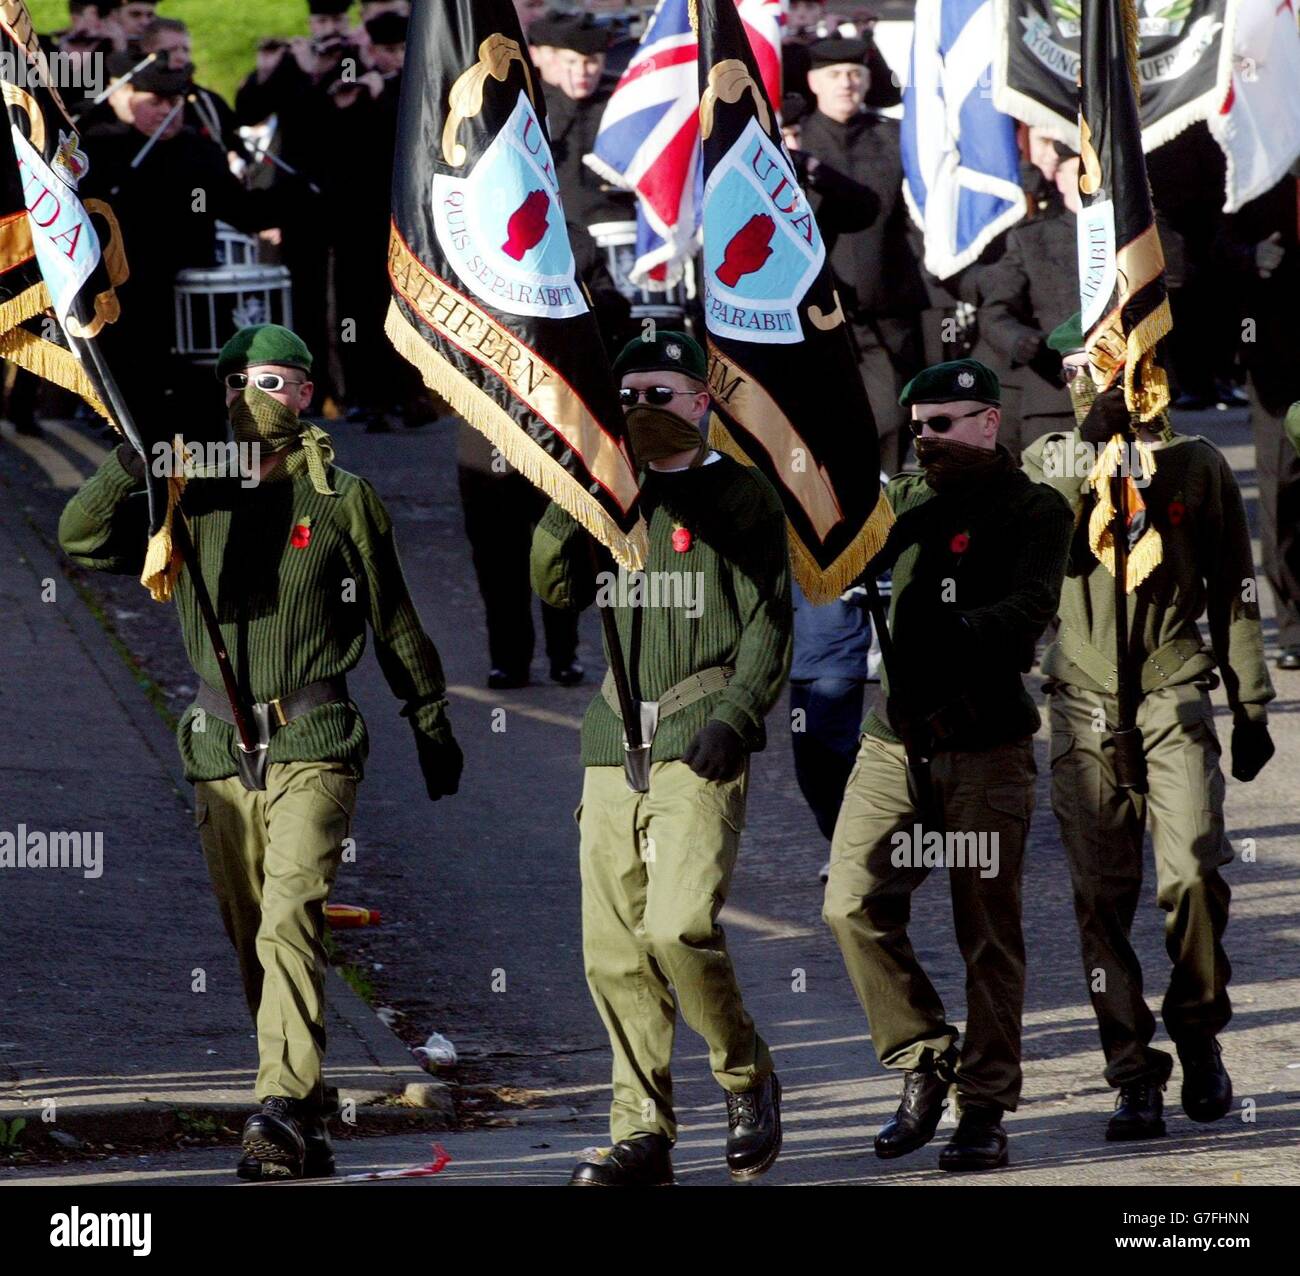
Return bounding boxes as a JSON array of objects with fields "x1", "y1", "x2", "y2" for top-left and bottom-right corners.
[
  {"x1": 702, "y1": 118, "x2": 825, "y2": 346},
  {"x1": 432, "y1": 91, "x2": 588, "y2": 320}
]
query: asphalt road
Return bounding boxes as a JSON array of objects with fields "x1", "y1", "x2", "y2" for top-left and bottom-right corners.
[{"x1": 1, "y1": 402, "x2": 1297, "y2": 1188}]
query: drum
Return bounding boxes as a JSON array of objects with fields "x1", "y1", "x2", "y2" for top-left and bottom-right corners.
[
  {"x1": 214, "y1": 221, "x2": 260, "y2": 267},
  {"x1": 174, "y1": 264, "x2": 294, "y2": 365},
  {"x1": 587, "y1": 219, "x2": 692, "y2": 324}
]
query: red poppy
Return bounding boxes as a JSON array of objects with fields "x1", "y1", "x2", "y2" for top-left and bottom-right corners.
[
  {"x1": 950, "y1": 531, "x2": 970, "y2": 554},
  {"x1": 1167, "y1": 501, "x2": 1186, "y2": 527},
  {"x1": 290, "y1": 522, "x2": 312, "y2": 549},
  {"x1": 672, "y1": 526, "x2": 692, "y2": 553}
]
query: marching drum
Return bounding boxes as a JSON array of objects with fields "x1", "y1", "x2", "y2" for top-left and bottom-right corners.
[
  {"x1": 174, "y1": 263, "x2": 294, "y2": 365},
  {"x1": 588, "y1": 220, "x2": 692, "y2": 324},
  {"x1": 214, "y1": 221, "x2": 260, "y2": 267}
]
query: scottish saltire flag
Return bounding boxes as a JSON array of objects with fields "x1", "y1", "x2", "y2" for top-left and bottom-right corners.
[
  {"x1": 902, "y1": 0, "x2": 1026, "y2": 280},
  {"x1": 587, "y1": 0, "x2": 782, "y2": 290}
]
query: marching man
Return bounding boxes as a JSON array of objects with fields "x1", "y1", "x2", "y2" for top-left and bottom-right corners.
[
  {"x1": 1024, "y1": 315, "x2": 1275, "y2": 1140},
  {"x1": 59, "y1": 324, "x2": 462, "y2": 1180},
  {"x1": 531, "y1": 330, "x2": 791, "y2": 1186},
  {"x1": 823, "y1": 358, "x2": 1073, "y2": 1171}
]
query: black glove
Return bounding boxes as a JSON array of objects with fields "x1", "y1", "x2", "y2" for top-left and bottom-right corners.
[
  {"x1": 115, "y1": 441, "x2": 147, "y2": 482},
  {"x1": 413, "y1": 727, "x2": 463, "y2": 801},
  {"x1": 1230, "y1": 719, "x2": 1274, "y2": 783},
  {"x1": 1078, "y1": 385, "x2": 1133, "y2": 446},
  {"x1": 682, "y1": 720, "x2": 745, "y2": 782}
]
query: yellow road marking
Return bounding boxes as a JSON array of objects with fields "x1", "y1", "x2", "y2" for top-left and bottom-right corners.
[
  {"x1": 447, "y1": 683, "x2": 585, "y2": 730},
  {"x1": 40, "y1": 419, "x2": 111, "y2": 469},
  {"x1": 0, "y1": 419, "x2": 85, "y2": 488}
]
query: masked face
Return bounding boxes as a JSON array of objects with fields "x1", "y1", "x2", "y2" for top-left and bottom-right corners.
[
  {"x1": 624, "y1": 404, "x2": 708, "y2": 466},
  {"x1": 228, "y1": 385, "x2": 304, "y2": 450}
]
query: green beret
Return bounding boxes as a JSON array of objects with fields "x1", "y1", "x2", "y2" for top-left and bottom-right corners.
[
  {"x1": 899, "y1": 358, "x2": 1000, "y2": 408},
  {"x1": 1047, "y1": 311, "x2": 1085, "y2": 356},
  {"x1": 612, "y1": 330, "x2": 707, "y2": 382},
  {"x1": 216, "y1": 324, "x2": 313, "y2": 379}
]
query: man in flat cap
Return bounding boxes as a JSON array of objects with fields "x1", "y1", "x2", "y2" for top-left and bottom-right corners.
[
  {"x1": 531, "y1": 331, "x2": 791, "y2": 1186},
  {"x1": 823, "y1": 358, "x2": 1072, "y2": 1170},
  {"x1": 798, "y1": 34, "x2": 927, "y2": 477},
  {"x1": 535, "y1": 13, "x2": 632, "y2": 229},
  {"x1": 59, "y1": 324, "x2": 462, "y2": 1180},
  {"x1": 81, "y1": 56, "x2": 297, "y2": 444},
  {"x1": 1023, "y1": 319, "x2": 1274, "y2": 1141}
]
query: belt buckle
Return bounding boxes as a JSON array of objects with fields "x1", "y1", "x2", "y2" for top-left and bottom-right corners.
[{"x1": 269, "y1": 696, "x2": 288, "y2": 728}]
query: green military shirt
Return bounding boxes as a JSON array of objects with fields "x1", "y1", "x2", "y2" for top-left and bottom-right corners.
[
  {"x1": 59, "y1": 449, "x2": 450, "y2": 781},
  {"x1": 864, "y1": 451, "x2": 1074, "y2": 751},
  {"x1": 531, "y1": 453, "x2": 792, "y2": 767},
  {"x1": 1023, "y1": 429, "x2": 1274, "y2": 723}
]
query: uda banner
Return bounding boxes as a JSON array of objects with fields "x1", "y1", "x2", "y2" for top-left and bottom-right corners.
[
  {"x1": 387, "y1": 0, "x2": 647, "y2": 569},
  {"x1": 695, "y1": 0, "x2": 892, "y2": 602}
]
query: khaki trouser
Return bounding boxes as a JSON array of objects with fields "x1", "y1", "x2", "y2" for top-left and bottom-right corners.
[
  {"x1": 823, "y1": 733, "x2": 1035, "y2": 1111},
  {"x1": 1046, "y1": 680, "x2": 1233, "y2": 1086},
  {"x1": 578, "y1": 761, "x2": 772, "y2": 1143},
  {"x1": 195, "y1": 761, "x2": 357, "y2": 1107}
]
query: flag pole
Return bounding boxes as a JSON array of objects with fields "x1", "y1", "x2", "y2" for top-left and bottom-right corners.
[
  {"x1": 587, "y1": 535, "x2": 647, "y2": 792},
  {"x1": 1109, "y1": 465, "x2": 1147, "y2": 792},
  {"x1": 863, "y1": 577, "x2": 940, "y2": 828},
  {"x1": 71, "y1": 333, "x2": 260, "y2": 761}
]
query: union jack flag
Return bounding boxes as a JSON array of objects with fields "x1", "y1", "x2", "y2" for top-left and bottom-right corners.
[{"x1": 586, "y1": 0, "x2": 783, "y2": 290}]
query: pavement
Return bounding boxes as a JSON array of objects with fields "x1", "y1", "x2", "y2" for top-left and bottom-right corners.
[{"x1": 0, "y1": 403, "x2": 1298, "y2": 1188}]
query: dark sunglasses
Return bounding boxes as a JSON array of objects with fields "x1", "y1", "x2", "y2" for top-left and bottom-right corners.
[
  {"x1": 224, "y1": 372, "x2": 307, "y2": 392},
  {"x1": 908, "y1": 409, "x2": 983, "y2": 438},
  {"x1": 619, "y1": 386, "x2": 697, "y2": 407}
]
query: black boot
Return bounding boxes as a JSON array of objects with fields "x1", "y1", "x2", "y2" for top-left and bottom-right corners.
[
  {"x1": 725, "y1": 1073, "x2": 782, "y2": 1179},
  {"x1": 550, "y1": 659, "x2": 585, "y2": 686},
  {"x1": 875, "y1": 1048, "x2": 954, "y2": 1159},
  {"x1": 938, "y1": 1103, "x2": 1008, "y2": 1171},
  {"x1": 1277, "y1": 647, "x2": 1300, "y2": 671},
  {"x1": 569, "y1": 1134, "x2": 674, "y2": 1186},
  {"x1": 239, "y1": 1097, "x2": 306, "y2": 1180},
  {"x1": 1178, "y1": 1037, "x2": 1233, "y2": 1122},
  {"x1": 1106, "y1": 1080, "x2": 1166, "y2": 1141}
]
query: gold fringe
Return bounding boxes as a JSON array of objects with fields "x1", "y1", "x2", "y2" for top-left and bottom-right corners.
[
  {"x1": 709, "y1": 415, "x2": 895, "y2": 603},
  {"x1": 0, "y1": 281, "x2": 49, "y2": 335},
  {"x1": 139, "y1": 437, "x2": 187, "y2": 603},
  {"x1": 386, "y1": 300, "x2": 648, "y2": 571},
  {"x1": 1086, "y1": 434, "x2": 1162, "y2": 591},
  {"x1": 0, "y1": 323, "x2": 110, "y2": 419},
  {"x1": 1124, "y1": 302, "x2": 1173, "y2": 421}
]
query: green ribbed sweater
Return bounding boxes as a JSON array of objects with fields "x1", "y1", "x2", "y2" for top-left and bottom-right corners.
[
  {"x1": 58, "y1": 450, "x2": 450, "y2": 781},
  {"x1": 530, "y1": 454, "x2": 792, "y2": 767},
  {"x1": 864, "y1": 458, "x2": 1074, "y2": 751},
  {"x1": 1023, "y1": 430, "x2": 1274, "y2": 723}
]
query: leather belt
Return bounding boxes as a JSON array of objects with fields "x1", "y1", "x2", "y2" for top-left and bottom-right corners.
[
  {"x1": 194, "y1": 675, "x2": 349, "y2": 729},
  {"x1": 600, "y1": 665, "x2": 734, "y2": 721}
]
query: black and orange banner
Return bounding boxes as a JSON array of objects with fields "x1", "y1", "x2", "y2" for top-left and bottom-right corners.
[
  {"x1": 695, "y1": 0, "x2": 891, "y2": 602},
  {"x1": 386, "y1": 0, "x2": 647, "y2": 569}
]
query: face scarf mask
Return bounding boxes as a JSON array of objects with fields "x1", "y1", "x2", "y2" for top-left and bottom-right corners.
[
  {"x1": 229, "y1": 385, "x2": 336, "y2": 495},
  {"x1": 625, "y1": 405, "x2": 709, "y2": 468},
  {"x1": 913, "y1": 436, "x2": 1009, "y2": 493}
]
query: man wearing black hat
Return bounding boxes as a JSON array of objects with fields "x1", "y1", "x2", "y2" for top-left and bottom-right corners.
[
  {"x1": 80, "y1": 57, "x2": 295, "y2": 443},
  {"x1": 798, "y1": 35, "x2": 927, "y2": 476},
  {"x1": 59, "y1": 323, "x2": 462, "y2": 1179},
  {"x1": 975, "y1": 147, "x2": 1080, "y2": 461},
  {"x1": 235, "y1": 1, "x2": 359, "y2": 410},
  {"x1": 533, "y1": 13, "x2": 632, "y2": 230},
  {"x1": 822, "y1": 358, "x2": 1072, "y2": 1170},
  {"x1": 531, "y1": 330, "x2": 790, "y2": 1186}
]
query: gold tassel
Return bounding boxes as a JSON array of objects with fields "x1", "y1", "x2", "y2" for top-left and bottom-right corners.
[
  {"x1": 386, "y1": 300, "x2": 648, "y2": 571},
  {"x1": 139, "y1": 437, "x2": 187, "y2": 603},
  {"x1": 1087, "y1": 434, "x2": 1162, "y2": 591},
  {"x1": 0, "y1": 282, "x2": 50, "y2": 335},
  {"x1": 0, "y1": 323, "x2": 111, "y2": 419},
  {"x1": 708, "y1": 415, "x2": 895, "y2": 604}
]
